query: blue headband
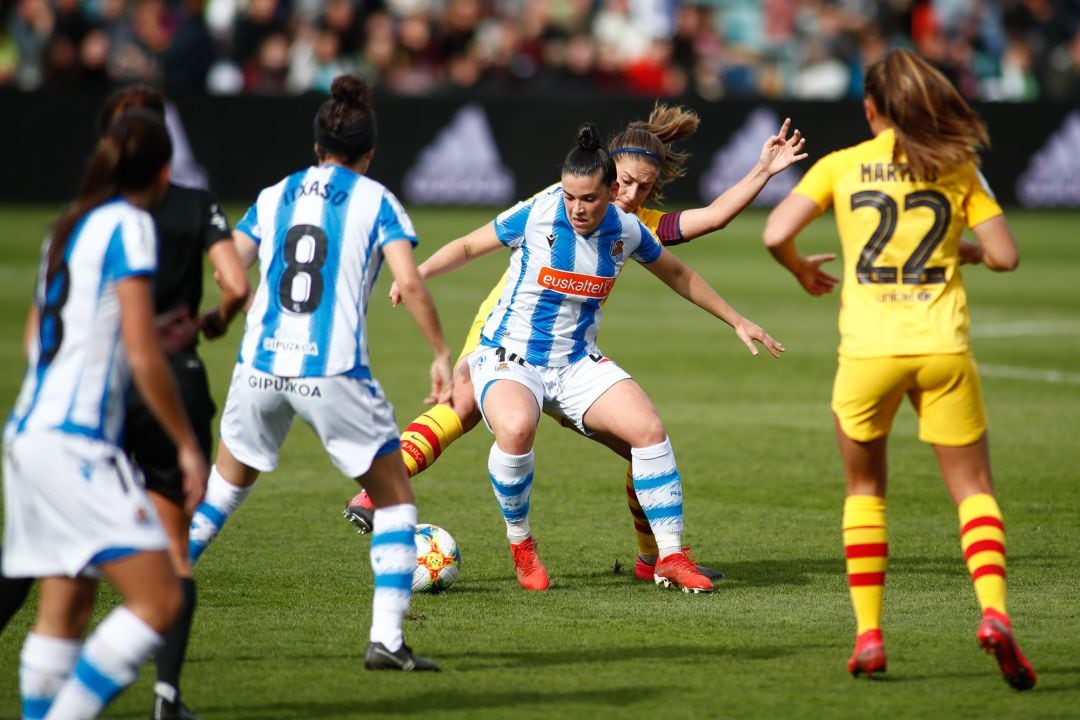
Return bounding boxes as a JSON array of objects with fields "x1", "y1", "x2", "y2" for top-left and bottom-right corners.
[{"x1": 610, "y1": 147, "x2": 661, "y2": 162}]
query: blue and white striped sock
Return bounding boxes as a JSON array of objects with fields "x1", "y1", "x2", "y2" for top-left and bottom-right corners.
[
  {"x1": 19, "y1": 633, "x2": 81, "y2": 720},
  {"x1": 45, "y1": 606, "x2": 162, "y2": 719},
  {"x1": 488, "y1": 445, "x2": 535, "y2": 544},
  {"x1": 188, "y1": 465, "x2": 254, "y2": 564},
  {"x1": 369, "y1": 503, "x2": 417, "y2": 652},
  {"x1": 631, "y1": 437, "x2": 684, "y2": 559}
]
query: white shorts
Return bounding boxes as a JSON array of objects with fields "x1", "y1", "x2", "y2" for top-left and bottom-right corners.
[
  {"x1": 2, "y1": 431, "x2": 167, "y2": 579},
  {"x1": 219, "y1": 365, "x2": 400, "y2": 478},
  {"x1": 468, "y1": 346, "x2": 631, "y2": 434}
]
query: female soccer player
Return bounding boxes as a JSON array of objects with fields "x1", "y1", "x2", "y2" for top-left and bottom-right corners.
[
  {"x1": 762, "y1": 48, "x2": 1035, "y2": 690},
  {"x1": 3, "y1": 110, "x2": 209, "y2": 718},
  {"x1": 0, "y1": 86, "x2": 250, "y2": 720},
  {"x1": 347, "y1": 105, "x2": 806, "y2": 583},
  {"x1": 186, "y1": 75, "x2": 452, "y2": 671},
  {"x1": 103, "y1": 85, "x2": 249, "y2": 720},
  {"x1": 410, "y1": 123, "x2": 783, "y2": 592}
]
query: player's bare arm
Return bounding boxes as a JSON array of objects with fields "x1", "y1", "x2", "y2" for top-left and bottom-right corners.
[
  {"x1": 643, "y1": 249, "x2": 785, "y2": 358},
  {"x1": 201, "y1": 237, "x2": 251, "y2": 339},
  {"x1": 118, "y1": 275, "x2": 208, "y2": 513},
  {"x1": 763, "y1": 193, "x2": 839, "y2": 296},
  {"x1": 389, "y1": 221, "x2": 504, "y2": 307},
  {"x1": 678, "y1": 118, "x2": 807, "y2": 241},
  {"x1": 970, "y1": 215, "x2": 1020, "y2": 271}
]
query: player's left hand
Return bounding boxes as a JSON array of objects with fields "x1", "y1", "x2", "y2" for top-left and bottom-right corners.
[
  {"x1": 389, "y1": 281, "x2": 403, "y2": 307},
  {"x1": 733, "y1": 318, "x2": 785, "y2": 358},
  {"x1": 425, "y1": 352, "x2": 453, "y2": 405},
  {"x1": 760, "y1": 118, "x2": 808, "y2": 176}
]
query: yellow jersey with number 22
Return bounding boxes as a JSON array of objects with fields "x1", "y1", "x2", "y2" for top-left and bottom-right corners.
[{"x1": 792, "y1": 128, "x2": 1003, "y2": 359}]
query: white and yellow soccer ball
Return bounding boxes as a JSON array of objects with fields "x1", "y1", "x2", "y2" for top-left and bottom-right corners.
[{"x1": 412, "y1": 523, "x2": 461, "y2": 593}]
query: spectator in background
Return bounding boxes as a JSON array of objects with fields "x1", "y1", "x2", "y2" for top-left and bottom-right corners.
[
  {"x1": 162, "y1": 0, "x2": 216, "y2": 95},
  {"x1": 4, "y1": 0, "x2": 1079, "y2": 100},
  {"x1": 244, "y1": 30, "x2": 289, "y2": 93},
  {"x1": 289, "y1": 20, "x2": 354, "y2": 93},
  {"x1": 11, "y1": 0, "x2": 53, "y2": 89}
]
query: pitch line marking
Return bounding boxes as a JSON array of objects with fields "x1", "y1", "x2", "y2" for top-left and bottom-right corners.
[
  {"x1": 980, "y1": 364, "x2": 1080, "y2": 385},
  {"x1": 971, "y1": 320, "x2": 1080, "y2": 338}
]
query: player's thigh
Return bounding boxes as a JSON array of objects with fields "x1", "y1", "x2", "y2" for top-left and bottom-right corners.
[
  {"x1": 218, "y1": 365, "x2": 296, "y2": 473},
  {"x1": 468, "y1": 347, "x2": 544, "y2": 441},
  {"x1": 296, "y1": 376, "x2": 401, "y2": 479},
  {"x1": 831, "y1": 355, "x2": 912, "y2": 443},
  {"x1": 910, "y1": 352, "x2": 987, "y2": 446}
]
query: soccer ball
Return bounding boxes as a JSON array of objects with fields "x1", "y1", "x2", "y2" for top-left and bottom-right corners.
[{"x1": 412, "y1": 523, "x2": 460, "y2": 593}]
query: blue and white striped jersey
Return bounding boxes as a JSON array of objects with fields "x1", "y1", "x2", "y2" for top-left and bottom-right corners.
[
  {"x1": 7, "y1": 199, "x2": 158, "y2": 446},
  {"x1": 481, "y1": 183, "x2": 663, "y2": 367},
  {"x1": 235, "y1": 165, "x2": 417, "y2": 378}
]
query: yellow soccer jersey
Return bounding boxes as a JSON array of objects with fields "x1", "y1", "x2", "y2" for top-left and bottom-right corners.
[
  {"x1": 792, "y1": 128, "x2": 1003, "y2": 358},
  {"x1": 457, "y1": 206, "x2": 669, "y2": 361}
]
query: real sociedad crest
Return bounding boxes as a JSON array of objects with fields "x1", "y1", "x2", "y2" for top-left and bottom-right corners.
[{"x1": 611, "y1": 239, "x2": 624, "y2": 262}]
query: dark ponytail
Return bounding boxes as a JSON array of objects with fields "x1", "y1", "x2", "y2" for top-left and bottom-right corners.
[
  {"x1": 48, "y1": 110, "x2": 172, "y2": 281},
  {"x1": 562, "y1": 123, "x2": 616, "y2": 185},
  {"x1": 314, "y1": 74, "x2": 377, "y2": 164}
]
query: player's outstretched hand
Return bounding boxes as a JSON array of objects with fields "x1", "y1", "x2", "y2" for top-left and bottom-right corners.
[
  {"x1": 760, "y1": 118, "x2": 808, "y2": 177},
  {"x1": 733, "y1": 317, "x2": 785, "y2": 358},
  {"x1": 425, "y1": 352, "x2": 453, "y2": 405},
  {"x1": 795, "y1": 253, "x2": 839, "y2": 296},
  {"x1": 178, "y1": 442, "x2": 209, "y2": 515}
]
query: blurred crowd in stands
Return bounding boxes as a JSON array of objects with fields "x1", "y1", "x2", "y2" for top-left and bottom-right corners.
[{"x1": 2, "y1": 0, "x2": 1079, "y2": 101}]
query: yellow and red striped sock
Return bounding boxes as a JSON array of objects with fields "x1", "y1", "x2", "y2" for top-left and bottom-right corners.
[
  {"x1": 625, "y1": 465, "x2": 659, "y2": 559},
  {"x1": 958, "y1": 493, "x2": 1007, "y2": 615},
  {"x1": 843, "y1": 495, "x2": 888, "y2": 636},
  {"x1": 399, "y1": 404, "x2": 464, "y2": 477}
]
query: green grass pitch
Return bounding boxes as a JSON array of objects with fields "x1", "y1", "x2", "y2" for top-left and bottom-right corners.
[{"x1": 1, "y1": 204, "x2": 1078, "y2": 719}]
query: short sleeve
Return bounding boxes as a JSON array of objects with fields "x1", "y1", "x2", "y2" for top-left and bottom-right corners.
[
  {"x1": 235, "y1": 203, "x2": 261, "y2": 244},
  {"x1": 376, "y1": 190, "x2": 418, "y2": 247},
  {"x1": 630, "y1": 220, "x2": 663, "y2": 264},
  {"x1": 494, "y1": 196, "x2": 537, "y2": 248},
  {"x1": 105, "y1": 209, "x2": 157, "y2": 280},
  {"x1": 791, "y1": 152, "x2": 837, "y2": 210},
  {"x1": 964, "y1": 166, "x2": 1004, "y2": 228},
  {"x1": 201, "y1": 193, "x2": 232, "y2": 250}
]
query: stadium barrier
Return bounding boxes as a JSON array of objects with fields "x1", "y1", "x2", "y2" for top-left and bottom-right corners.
[{"x1": 4, "y1": 91, "x2": 1079, "y2": 208}]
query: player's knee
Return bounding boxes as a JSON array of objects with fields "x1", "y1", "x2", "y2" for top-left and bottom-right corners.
[
  {"x1": 128, "y1": 576, "x2": 182, "y2": 633},
  {"x1": 630, "y1": 417, "x2": 667, "y2": 449}
]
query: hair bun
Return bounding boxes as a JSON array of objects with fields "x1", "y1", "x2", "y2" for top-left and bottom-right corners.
[
  {"x1": 576, "y1": 123, "x2": 601, "y2": 151},
  {"x1": 330, "y1": 75, "x2": 373, "y2": 107}
]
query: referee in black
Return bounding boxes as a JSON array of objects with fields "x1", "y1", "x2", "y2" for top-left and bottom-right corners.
[{"x1": 104, "y1": 86, "x2": 249, "y2": 720}]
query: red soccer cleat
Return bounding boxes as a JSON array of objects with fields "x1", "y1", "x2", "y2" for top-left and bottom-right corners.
[
  {"x1": 978, "y1": 608, "x2": 1037, "y2": 691},
  {"x1": 634, "y1": 547, "x2": 723, "y2": 582},
  {"x1": 510, "y1": 537, "x2": 549, "y2": 591},
  {"x1": 847, "y1": 629, "x2": 887, "y2": 678},
  {"x1": 343, "y1": 489, "x2": 375, "y2": 534},
  {"x1": 653, "y1": 551, "x2": 714, "y2": 593}
]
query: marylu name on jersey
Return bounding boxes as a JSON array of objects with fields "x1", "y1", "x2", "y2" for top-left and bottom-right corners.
[{"x1": 860, "y1": 163, "x2": 936, "y2": 183}]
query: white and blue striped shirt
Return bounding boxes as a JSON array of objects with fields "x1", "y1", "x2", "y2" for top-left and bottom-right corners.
[
  {"x1": 235, "y1": 165, "x2": 417, "y2": 378},
  {"x1": 481, "y1": 183, "x2": 663, "y2": 367},
  {"x1": 7, "y1": 199, "x2": 158, "y2": 446}
]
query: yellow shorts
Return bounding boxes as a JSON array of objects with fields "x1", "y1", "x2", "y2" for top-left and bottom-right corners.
[{"x1": 831, "y1": 352, "x2": 987, "y2": 446}]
